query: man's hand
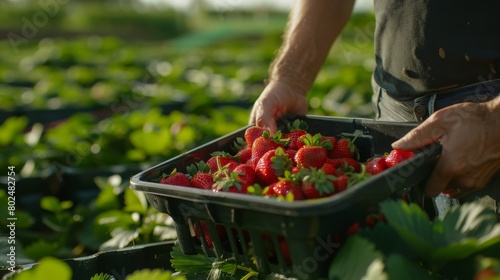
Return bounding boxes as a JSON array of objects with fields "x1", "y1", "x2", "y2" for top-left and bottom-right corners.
[
  {"x1": 392, "y1": 98, "x2": 500, "y2": 198},
  {"x1": 249, "y1": 80, "x2": 308, "y2": 134},
  {"x1": 248, "y1": 0, "x2": 355, "y2": 133}
]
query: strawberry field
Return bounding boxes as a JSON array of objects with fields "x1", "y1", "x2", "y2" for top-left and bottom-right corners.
[{"x1": 1, "y1": 3, "x2": 499, "y2": 280}]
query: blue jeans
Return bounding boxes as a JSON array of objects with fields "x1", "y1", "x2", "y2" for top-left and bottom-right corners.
[
  {"x1": 371, "y1": 77, "x2": 500, "y2": 122},
  {"x1": 371, "y1": 77, "x2": 500, "y2": 217}
]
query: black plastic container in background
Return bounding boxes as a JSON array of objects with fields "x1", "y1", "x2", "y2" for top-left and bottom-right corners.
[
  {"x1": 130, "y1": 115, "x2": 443, "y2": 279},
  {"x1": 0, "y1": 241, "x2": 175, "y2": 280}
]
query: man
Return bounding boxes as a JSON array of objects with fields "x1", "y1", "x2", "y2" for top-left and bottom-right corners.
[{"x1": 248, "y1": 0, "x2": 500, "y2": 207}]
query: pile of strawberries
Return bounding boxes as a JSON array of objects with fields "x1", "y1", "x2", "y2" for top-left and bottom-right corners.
[{"x1": 158, "y1": 119, "x2": 415, "y2": 201}]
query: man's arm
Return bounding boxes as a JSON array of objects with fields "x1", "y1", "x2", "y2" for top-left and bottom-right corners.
[
  {"x1": 249, "y1": 0, "x2": 356, "y2": 132},
  {"x1": 269, "y1": 0, "x2": 356, "y2": 93}
]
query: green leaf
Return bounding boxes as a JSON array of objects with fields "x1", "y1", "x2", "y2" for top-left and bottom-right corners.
[
  {"x1": 129, "y1": 127, "x2": 172, "y2": 156},
  {"x1": 14, "y1": 257, "x2": 72, "y2": 280},
  {"x1": 96, "y1": 210, "x2": 136, "y2": 229},
  {"x1": 328, "y1": 236, "x2": 386, "y2": 280},
  {"x1": 94, "y1": 184, "x2": 120, "y2": 212},
  {"x1": 90, "y1": 273, "x2": 114, "y2": 280},
  {"x1": 440, "y1": 201, "x2": 500, "y2": 243},
  {"x1": 381, "y1": 200, "x2": 500, "y2": 266},
  {"x1": 23, "y1": 240, "x2": 57, "y2": 262},
  {"x1": 429, "y1": 203, "x2": 500, "y2": 263},
  {"x1": 124, "y1": 188, "x2": 148, "y2": 214},
  {"x1": 358, "y1": 223, "x2": 416, "y2": 259},
  {"x1": 40, "y1": 196, "x2": 62, "y2": 213},
  {"x1": 379, "y1": 200, "x2": 441, "y2": 260},
  {"x1": 149, "y1": 213, "x2": 178, "y2": 240},
  {"x1": 99, "y1": 228, "x2": 140, "y2": 251},
  {"x1": 170, "y1": 243, "x2": 215, "y2": 274},
  {"x1": 125, "y1": 268, "x2": 185, "y2": 280},
  {"x1": 212, "y1": 258, "x2": 238, "y2": 275},
  {"x1": 385, "y1": 254, "x2": 433, "y2": 280},
  {"x1": 12, "y1": 211, "x2": 35, "y2": 229},
  {"x1": 0, "y1": 116, "x2": 29, "y2": 146},
  {"x1": 60, "y1": 200, "x2": 73, "y2": 210}
]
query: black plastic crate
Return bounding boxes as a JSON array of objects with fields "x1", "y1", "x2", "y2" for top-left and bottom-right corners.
[
  {"x1": 0, "y1": 241, "x2": 174, "y2": 280},
  {"x1": 130, "y1": 115, "x2": 442, "y2": 279}
]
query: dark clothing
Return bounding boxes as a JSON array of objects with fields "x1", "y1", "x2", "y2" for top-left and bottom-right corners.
[
  {"x1": 368, "y1": 1, "x2": 500, "y2": 217},
  {"x1": 373, "y1": 0, "x2": 500, "y2": 101}
]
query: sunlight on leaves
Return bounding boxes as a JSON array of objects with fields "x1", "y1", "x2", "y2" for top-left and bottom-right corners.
[{"x1": 14, "y1": 257, "x2": 71, "y2": 280}]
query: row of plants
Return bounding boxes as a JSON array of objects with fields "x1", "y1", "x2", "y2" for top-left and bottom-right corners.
[
  {"x1": 0, "y1": 12, "x2": 376, "y2": 120},
  {"x1": 0, "y1": 2, "x2": 188, "y2": 41},
  {"x1": 0, "y1": 105, "x2": 250, "y2": 177}
]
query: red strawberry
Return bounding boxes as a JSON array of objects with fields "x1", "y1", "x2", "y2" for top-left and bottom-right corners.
[
  {"x1": 255, "y1": 147, "x2": 293, "y2": 185},
  {"x1": 279, "y1": 237, "x2": 291, "y2": 264},
  {"x1": 286, "y1": 149, "x2": 298, "y2": 166},
  {"x1": 384, "y1": 149, "x2": 415, "y2": 167},
  {"x1": 332, "y1": 169, "x2": 345, "y2": 177},
  {"x1": 187, "y1": 161, "x2": 214, "y2": 190},
  {"x1": 329, "y1": 158, "x2": 360, "y2": 172},
  {"x1": 321, "y1": 162, "x2": 337, "y2": 175},
  {"x1": 365, "y1": 156, "x2": 388, "y2": 175},
  {"x1": 291, "y1": 166, "x2": 301, "y2": 174},
  {"x1": 244, "y1": 126, "x2": 266, "y2": 148},
  {"x1": 285, "y1": 119, "x2": 308, "y2": 150},
  {"x1": 213, "y1": 164, "x2": 255, "y2": 193},
  {"x1": 330, "y1": 136, "x2": 359, "y2": 159},
  {"x1": 474, "y1": 268, "x2": 498, "y2": 280},
  {"x1": 191, "y1": 173, "x2": 214, "y2": 190},
  {"x1": 268, "y1": 178, "x2": 305, "y2": 201},
  {"x1": 159, "y1": 169, "x2": 191, "y2": 187},
  {"x1": 235, "y1": 147, "x2": 252, "y2": 164},
  {"x1": 250, "y1": 130, "x2": 289, "y2": 167},
  {"x1": 365, "y1": 214, "x2": 379, "y2": 228},
  {"x1": 300, "y1": 168, "x2": 336, "y2": 199},
  {"x1": 333, "y1": 175, "x2": 349, "y2": 194},
  {"x1": 206, "y1": 151, "x2": 238, "y2": 173},
  {"x1": 233, "y1": 164, "x2": 256, "y2": 186},
  {"x1": 295, "y1": 133, "x2": 332, "y2": 169},
  {"x1": 193, "y1": 221, "x2": 227, "y2": 248},
  {"x1": 346, "y1": 223, "x2": 360, "y2": 236},
  {"x1": 321, "y1": 135, "x2": 337, "y2": 151},
  {"x1": 295, "y1": 134, "x2": 307, "y2": 150}
]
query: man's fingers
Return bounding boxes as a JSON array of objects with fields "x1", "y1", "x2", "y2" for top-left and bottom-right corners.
[
  {"x1": 392, "y1": 119, "x2": 445, "y2": 151},
  {"x1": 249, "y1": 103, "x2": 278, "y2": 133}
]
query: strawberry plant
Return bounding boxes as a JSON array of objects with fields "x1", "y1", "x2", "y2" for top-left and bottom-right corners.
[{"x1": 329, "y1": 200, "x2": 500, "y2": 280}]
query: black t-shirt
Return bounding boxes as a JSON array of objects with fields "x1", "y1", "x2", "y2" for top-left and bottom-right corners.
[{"x1": 373, "y1": 0, "x2": 500, "y2": 100}]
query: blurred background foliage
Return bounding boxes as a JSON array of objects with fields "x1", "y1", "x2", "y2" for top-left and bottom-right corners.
[
  {"x1": 0, "y1": 0, "x2": 376, "y2": 176},
  {"x1": 0, "y1": 0, "x2": 376, "y2": 263}
]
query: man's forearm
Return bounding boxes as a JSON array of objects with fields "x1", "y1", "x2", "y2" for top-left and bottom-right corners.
[{"x1": 269, "y1": 0, "x2": 355, "y2": 94}]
